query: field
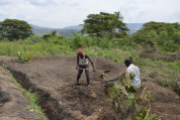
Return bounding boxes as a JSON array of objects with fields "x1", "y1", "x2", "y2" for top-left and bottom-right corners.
[
  {"x1": 0, "y1": 22, "x2": 180, "y2": 120},
  {"x1": 0, "y1": 53, "x2": 180, "y2": 120}
]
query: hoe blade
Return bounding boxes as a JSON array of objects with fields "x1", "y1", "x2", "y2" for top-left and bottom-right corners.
[{"x1": 101, "y1": 75, "x2": 120, "y2": 85}]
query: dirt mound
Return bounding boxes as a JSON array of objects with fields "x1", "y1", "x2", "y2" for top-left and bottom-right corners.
[{"x1": 1, "y1": 55, "x2": 180, "y2": 119}]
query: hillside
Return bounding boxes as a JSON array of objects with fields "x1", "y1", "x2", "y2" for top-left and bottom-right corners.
[
  {"x1": 31, "y1": 23, "x2": 144, "y2": 37},
  {"x1": 62, "y1": 23, "x2": 144, "y2": 35},
  {"x1": 32, "y1": 29, "x2": 79, "y2": 37},
  {"x1": 126, "y1": 23, "x2": 144, "y2": 34},
  {"x1": 62, "y1": 25, "x2": 83, "y2": 30},
  {"x1": 30, "y1": 24, "x2": 52, "y2": 29}
]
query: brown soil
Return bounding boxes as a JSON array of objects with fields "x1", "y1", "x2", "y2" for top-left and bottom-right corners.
[
  {"x1": 1, "y1": 55, "x2": 180, "y2": 120},
  {"x1": 0, "y1": 66, "x2": 44, "y2": 120}
]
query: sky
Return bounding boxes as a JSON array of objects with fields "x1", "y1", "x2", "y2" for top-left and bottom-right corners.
[{"x1": 0, "y1": 0, "x2": 180, "y2": 28}]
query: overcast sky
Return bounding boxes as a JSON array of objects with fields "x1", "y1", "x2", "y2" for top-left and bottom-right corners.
[{"x1": 0, "y1": 0, "x2": 179, "y2": 28}]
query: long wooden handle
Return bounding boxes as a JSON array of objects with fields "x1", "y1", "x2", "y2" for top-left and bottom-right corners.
[
  {"x1": 77, "y1": 67, "x2": 110, "y2": 73},
  {"x1": 77, "y1": 67, "x2": 89, "y2": 71},
  {"x1": 77, "y1": 68, "x2": 101, "y2": 72}
]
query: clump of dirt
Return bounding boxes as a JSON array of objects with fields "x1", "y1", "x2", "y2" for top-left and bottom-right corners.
[{"x1": 0, "y1": 88, "x2": 11, "y2": 107}]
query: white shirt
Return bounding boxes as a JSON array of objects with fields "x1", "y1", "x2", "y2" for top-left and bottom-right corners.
[
  {"x1": 126, "y1": 64, "x2": 141, "y2": 87},
  {"x1": 79, "y1": 54, "x2": 88, "y2": 65}
]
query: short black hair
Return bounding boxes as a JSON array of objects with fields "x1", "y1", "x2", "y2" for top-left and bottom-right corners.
[{"x1": 124, "y1": 58, "x2": 131, "y2": 66}]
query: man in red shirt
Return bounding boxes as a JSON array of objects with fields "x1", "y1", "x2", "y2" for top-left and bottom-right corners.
[{"x1": 76, "y1": 49, "x2": 95, "y2": 86}]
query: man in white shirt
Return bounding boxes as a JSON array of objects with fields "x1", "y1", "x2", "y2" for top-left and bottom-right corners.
[{"x1": 124, "y1": 58, "x2": 141, "y2": 87}]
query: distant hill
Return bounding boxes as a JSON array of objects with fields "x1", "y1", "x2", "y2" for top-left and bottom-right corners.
[
  {"x1": 61, "y1": 23, "x2": 144, "y2": 35},
  {"x1": 32, "y1": 29, "x2": 79, "y2": 37},
  {"x1": 126, "y1": 23, "x2": 144, "y2": 35},
  {"x1": 62, "y1": 25, "x2": 83, "y2": 30},
  {"x1": 30, "y1": 24, "x2": 79, "y2": 37},
  {"x1": 30, "y1": 24, "x2": 52, "y2": 29},
  {"x1": 31, "y1": 23, "x2": 144, "y2": 37}
]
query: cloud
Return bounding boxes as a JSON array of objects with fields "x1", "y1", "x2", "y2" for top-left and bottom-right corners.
[
  {"x1": 69, "y1": 2, "x2": 80, "y2": 6},
  {"x1": 121, "y1": 0, "x2": 180, "y2": 23},
  {"x1": 0, "y1": 0, "x2": 180, "y2": 28},
  {"x1": 27, "y1": 0, "x2": 56, "y2": 6}
]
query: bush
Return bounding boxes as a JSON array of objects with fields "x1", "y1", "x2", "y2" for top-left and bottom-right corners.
[{"x1": 17, "y1": 51, "x2": 31, "y2": 63}]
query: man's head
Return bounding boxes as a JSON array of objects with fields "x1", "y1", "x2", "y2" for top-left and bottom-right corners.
[
  {"x1": 124, "y1": 58, "x2": 131, "y2": 67},
  {"x1": 77, "y1": 49, "x2": 83, "y2": 56}
]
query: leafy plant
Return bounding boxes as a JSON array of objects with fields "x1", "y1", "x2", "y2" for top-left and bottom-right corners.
[
  {"x1": 150, "y1": 98, "x2": 156, "y2": 102},
  {"x1": 17, "y1": 51, "x2": 31, "y2": 63},
  {"x1": 136, "y1": 112, "x2": 156, "y2": 120},
  {"x1": 99, "y1": 72, "x2": 105, "y2": 79},
  {"x1": 40, "y1": 115, "x2": 46, "y2": 120},
  {"x1": 110, "y1": 85, "x2": 123, "y2": 100},
  {"x1": 128, "y1": 93, "x2": 134, "y2": 106}
]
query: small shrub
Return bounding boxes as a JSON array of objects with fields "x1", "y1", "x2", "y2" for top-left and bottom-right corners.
[
  {"x1": 17, "y1": 51, "x2": 31, "y2": 63},
  {"x1": 99, "y1": 72, "x2": 105, "y2": 79}
]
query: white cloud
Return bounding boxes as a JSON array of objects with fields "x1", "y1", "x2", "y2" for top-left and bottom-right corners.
[{"x1": 0, "y1": 0, "x2": 179, "y2": 28}]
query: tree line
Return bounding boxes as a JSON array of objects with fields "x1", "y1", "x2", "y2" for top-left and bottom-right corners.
[
  {"x1": 1, "y1": 12, "x2": 180, "y2": 52},
  {"x1": 0, "y1": 11, "x2": 129, "y2": 41}
]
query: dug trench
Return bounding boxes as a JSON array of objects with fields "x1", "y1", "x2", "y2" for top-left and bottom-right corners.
[
  {"x1": 6, "y1": 69, "x2": 65, "y2": 120},
  {"x1": 0, "y1": 65, "x2": 44, "y2": 120},
  {"x1": 1, "y1": 55, "x2": 180, "y2": 120}
]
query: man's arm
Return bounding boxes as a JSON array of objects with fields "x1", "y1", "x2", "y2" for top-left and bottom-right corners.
[
  {"x1": 85, "y1": 54, "x2": 95, "y2": 71},
  {"x1": 76, "y1": 55, "x2": 79, "y2": 69}
]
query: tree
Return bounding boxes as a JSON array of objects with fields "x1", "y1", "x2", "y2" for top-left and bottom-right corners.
[
  {"x1": 52, "y1": 31, "x2": 56, "y2": 36},
  {"x1": 108, "y1": 12, "x2": 129, "y2": 38},
  {"x1": 0, "y1": 19, "x2": 33, "y2": 41},
  {"x1": 80, "y1": 12, "x2": 129, "y2": 38},
  {"x1": 131, "y1": 21, "x2": 180, "y2": 45}
]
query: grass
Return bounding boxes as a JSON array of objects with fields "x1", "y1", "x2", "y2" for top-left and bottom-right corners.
[
  {"x1": 1, "y1": 35, "x2": 180, "y2": 91},
  {"x1": 1, "y1": 37, "x2": 179, "y2": 90},
  {"x1": 1, "y1": 35, "x2": 180, "y2": 120},
  {"x1": 2, "y1": 64, "x2": 46, "y2": 119}
]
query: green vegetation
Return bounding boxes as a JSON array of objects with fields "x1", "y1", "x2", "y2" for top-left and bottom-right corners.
[
  {"x1": 0, "y1": 21, "x2": 179, "y2": 92},
  {"x1": 80, "y1": 11, "x2": 129, "y2": 38},
  {"x1": 42, "y1": 31, "x2": 66, "y2": 40},
  {"x1": 136, "y1": 112, "x2": 156, "y2": 120},
  {"x1": 0, "y1": 15, "x2": 180, "y2": 120},
  {"x1": 0, "y1": 19, "x2": 33, "y2": 41},
  {"x1": 131, "y1": 21, "x2": 180, "y2": 52},
  {"x1": 99, "y1": 72, "x2": 105, "y2": 79}
]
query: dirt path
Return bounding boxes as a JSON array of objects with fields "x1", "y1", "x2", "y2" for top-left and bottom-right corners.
[{"x1": 1, "y1": 55, "x2": 180, "y2": 120}]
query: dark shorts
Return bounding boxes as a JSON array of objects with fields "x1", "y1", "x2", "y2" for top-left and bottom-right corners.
[{"x1": 77, "y1": 64, "x2": 90, "y2": 85}]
